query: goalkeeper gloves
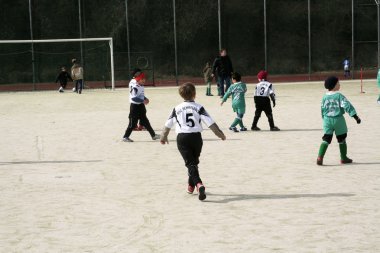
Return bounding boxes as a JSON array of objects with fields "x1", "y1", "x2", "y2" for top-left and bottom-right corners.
[{"x1": 353, "y1": 114, "x2": 361, "y2": 124}]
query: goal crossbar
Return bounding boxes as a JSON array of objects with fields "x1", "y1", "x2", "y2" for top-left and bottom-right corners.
[{"x1": 0, "y1": 37, "x2": 115, "y2": 90}]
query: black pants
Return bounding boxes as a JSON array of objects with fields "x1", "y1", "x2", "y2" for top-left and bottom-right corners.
[
  {"x1": 60, "y1": 81, "x2": 68, "y2": 89},
  {"x1": 123, "y1": 103, "x2": 155, "y2": 138},
  {"x1": 252, "y1": 96, "x2": 275, "y2": 128},
  {"x1": 177, "y1": 132, "x2": 203, "y2": 187}
]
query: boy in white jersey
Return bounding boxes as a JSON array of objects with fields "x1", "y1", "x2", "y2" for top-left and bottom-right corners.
[
  {"x1": 251, "y1": 70, "x2": 280, "y2": 131},
  {"x1": 122, "y1": 72, "x2": 160, "y2": 142},
  {"x1": 160, "y1": 83, "x2": 226, "y2": 201},
  {"x1": 130, "y1": 68, "x2": 145, "y2": 131}
]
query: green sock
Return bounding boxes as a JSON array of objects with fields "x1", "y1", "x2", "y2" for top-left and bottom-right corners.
[
  {"x1": 318, "y1": 142, "x2": 329, "y2": 157},
  {"x1": 207, "y1": 82, "x2": 211, "y2": 94},
  {"x1": 238, "y1": 119, "x2": 244, "y2": 128},
  {"x1": 231, "y1": 118, "x2": 240, "y2": 128},
  {"x1": 339, "y1": 142, "x2": 348, "y2": 160},
  {"x1": 206, "y1": 87, "x2": 209, "y2": 95}
]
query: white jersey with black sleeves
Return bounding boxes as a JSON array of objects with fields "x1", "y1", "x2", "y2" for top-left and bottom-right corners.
[
  {"x1": 254, "y1": 81, "x2": 275, "y2": 97},
  {"x1": 129, "y1": 78, "x2": 145, "y2": 104},
  {"x1": 165, "y1": 101, "x2": 215, "y2": 133}
]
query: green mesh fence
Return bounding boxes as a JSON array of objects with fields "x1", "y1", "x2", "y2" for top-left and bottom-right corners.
[{"x1": 0, "y1": 0, "x2": 378, "y2": 89}]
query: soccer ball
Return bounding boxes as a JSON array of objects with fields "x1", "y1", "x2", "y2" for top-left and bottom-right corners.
[{"x1": 72, "y1": 87, "x2": 76, "y2": 92}]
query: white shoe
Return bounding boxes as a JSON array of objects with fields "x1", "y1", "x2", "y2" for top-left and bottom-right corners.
[{"x1": 122, "y1": 137, "x2": 134, "y2": 142}]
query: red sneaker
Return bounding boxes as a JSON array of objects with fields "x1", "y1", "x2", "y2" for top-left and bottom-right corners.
[
  {"x1": 317, "y1": 156, "x2": 323, "y2": 165},
  {"x1": 196, "y1": 183, "x2": 206, "y2": 201},
  {"x1": 138, "y1": 125, "x2": 145, "y2": 131},
  {"x1": 187, "y1": 185, "x2": 195, "y2": 194},
  {"x1": 341, "y1": 157, "x2": 353, "y2": 164}
]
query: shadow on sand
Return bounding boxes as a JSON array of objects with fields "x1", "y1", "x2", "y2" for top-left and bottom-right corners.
[
  {"x1": 271, "y1": 128, "x2": 322, "y2": 132},
  {"x1": 204, "y1": 192, "x2": 355, "y2": 204},
  {"x1": 0, "y1": 160, "x2": 102, "y2": 166},
  {"x1": 321, "y1": 162, "x2": 380, "y2": 167}
]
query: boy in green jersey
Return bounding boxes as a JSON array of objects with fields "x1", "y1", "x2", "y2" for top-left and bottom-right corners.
[
  {"x1": 221, "y1": 72, "x2": 247, "y2": 132},
  {"x1": 317, "y1": 76, "x2": 361, "y2": 165}
]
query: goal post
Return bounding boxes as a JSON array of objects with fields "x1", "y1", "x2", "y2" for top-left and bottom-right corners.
[{"x1": 0, "y1": 37, "x2": 115, "y2": 90}]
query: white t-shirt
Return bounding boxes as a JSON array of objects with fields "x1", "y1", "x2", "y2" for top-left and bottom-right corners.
[
  {"x1": 254, "y1": 81, "x2": 275, "y2": 97},
  {"x1": 129, "y1": 78, "x2": 145, "y2": 104},
  {"x1": 165, "y1": 101, "x2": 215, "y2": 133}
]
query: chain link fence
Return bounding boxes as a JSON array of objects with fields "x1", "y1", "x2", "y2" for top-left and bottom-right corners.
[{"x1": 0, "y1": 0, "x2": 379, "y2": 90}]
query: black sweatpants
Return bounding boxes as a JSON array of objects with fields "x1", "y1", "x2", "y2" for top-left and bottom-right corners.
[
  {"x1": 252, "y1": 96, "x2": 275, "y2": 128},
  {"x1": 177, "y1": 132, "x2": 203, "y2": 187},
  {"x1": 59, "y1": 81, "x2": 68, "y2": 89},
  {"x1": 123, "y1": 103, "x2": 156, "y2": 138}
]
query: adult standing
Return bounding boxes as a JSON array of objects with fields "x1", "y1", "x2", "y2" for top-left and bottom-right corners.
[
  {"x1": 343, "y1": 58, "x2": 350, "y2": 78},
  {"x1": 71, "y1": 58, "x2": 84, "y2": 94},
  {"x1": 212, "y1": 48, "x2": 234, "y2": 97}
]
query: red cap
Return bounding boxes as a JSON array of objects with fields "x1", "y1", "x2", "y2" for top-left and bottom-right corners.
[
  {"x1": 135, "y1": 72, "x2": 145, "y2": 81},
  {"x1": 257, "y1": 70, "x2": 268, "y2": 80}
]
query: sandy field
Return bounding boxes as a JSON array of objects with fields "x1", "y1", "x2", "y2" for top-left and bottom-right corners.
[{"x1": 0, "y1": 80, "x2": 379, "y2": 253}]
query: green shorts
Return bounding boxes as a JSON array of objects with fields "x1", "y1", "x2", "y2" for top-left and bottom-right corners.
[
  {"x1": 233, "y1": 106, "x2": 245, "y2": 115},
  {"x1": 323, "y1": 116, "x2": 348, "y2": 136}
]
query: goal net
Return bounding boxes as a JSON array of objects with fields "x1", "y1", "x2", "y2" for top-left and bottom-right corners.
[{"x1": 0, "y1": 38, "x2": 115, "y2": 90}]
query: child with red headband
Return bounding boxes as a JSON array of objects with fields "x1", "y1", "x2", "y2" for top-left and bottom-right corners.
[
  {"x1": 251, "y1": 70, "x2": 280, "y2": 131},
  {"x1": 122, "y1": 71, "x2": 160, "y2": 142}
]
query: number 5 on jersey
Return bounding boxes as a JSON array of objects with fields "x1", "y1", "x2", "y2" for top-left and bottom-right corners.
[{"x1": 186, "y1": 113, "x2": 195, "y2": 127}]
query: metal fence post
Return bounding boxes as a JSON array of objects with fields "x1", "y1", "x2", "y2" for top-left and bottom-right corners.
[
  {"x1": 125, "y1": 0, "x2": 131, "y2": 79},
  {"x1": 377, "y1": 1, "x2": 380, "y2": 69},
  {"x1": 173, "y1": 0, "x2": 178, "y2": 86},
  {"x1": 218, "y1": 0, "x2": 222, "y2": 50},
  {"x1": 78, "y1": 0, "x2": 84, "y2": 67},
  {"x1": 28, "y1": 0, "x2": 36, "y2": 90},
  {"x1": 308, "y1": 0, "x2": 311, "y2": 80},
  {"x1": 352, "y1": 0, "x2": 355, "y2": 79},
  {"x1": 264, "y1": 0, "x2": 267, "y2": 70}
]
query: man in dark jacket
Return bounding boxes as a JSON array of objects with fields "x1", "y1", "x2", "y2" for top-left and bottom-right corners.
[{"x1": 212, "y1": 49, "x2": 233, "y2": 97}]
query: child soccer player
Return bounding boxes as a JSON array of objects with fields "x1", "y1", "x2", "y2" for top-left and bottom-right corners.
[
  {"x1": 220, "y1": 72, "x2": 247, "y2": 132},
  {"x1": 122, "y1": 71, "x2": 160, "y2": 142},
  {"x1": 55, "y1": 66, "x2": 72, "y2": 93},
  {"x1": 130, "y1": 68, "x2": 145, "y2": 131},
  {"x1": 203, "y1": 61, "x2": 213, "y2": 96},
  {"x1": 160, "y1": 82, "x2": 226, "y2": 201},
  {"x1": 251, "y1": 70, "x2": 280, "y2": 131},
  {"x1": 317, "y1": 76, "x2": 361, "y2": 165}
]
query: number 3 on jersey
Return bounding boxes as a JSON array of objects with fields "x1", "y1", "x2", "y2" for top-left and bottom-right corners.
[
  {"x1": 186, "y1": 113, "x2": 195, "y2": 127},
  {"x1": 259, "y1": 87, "x2": 265, "y2": 95}
]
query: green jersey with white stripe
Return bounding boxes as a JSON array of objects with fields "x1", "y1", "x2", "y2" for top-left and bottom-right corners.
[
  {"x1": 222, "y1": 82, "x2": 247, "y2": 111},
  {"x1": 321, "y1": 91, "x2": 357, "y2": 118}
]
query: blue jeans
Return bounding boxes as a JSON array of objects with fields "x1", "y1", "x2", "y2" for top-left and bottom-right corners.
[
  {"x1": 217, "y1": 75, "x2": 231, "y2": 96},
  {"x1": 75, "y1": 79, "x2": 83, "y2": 93}
]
